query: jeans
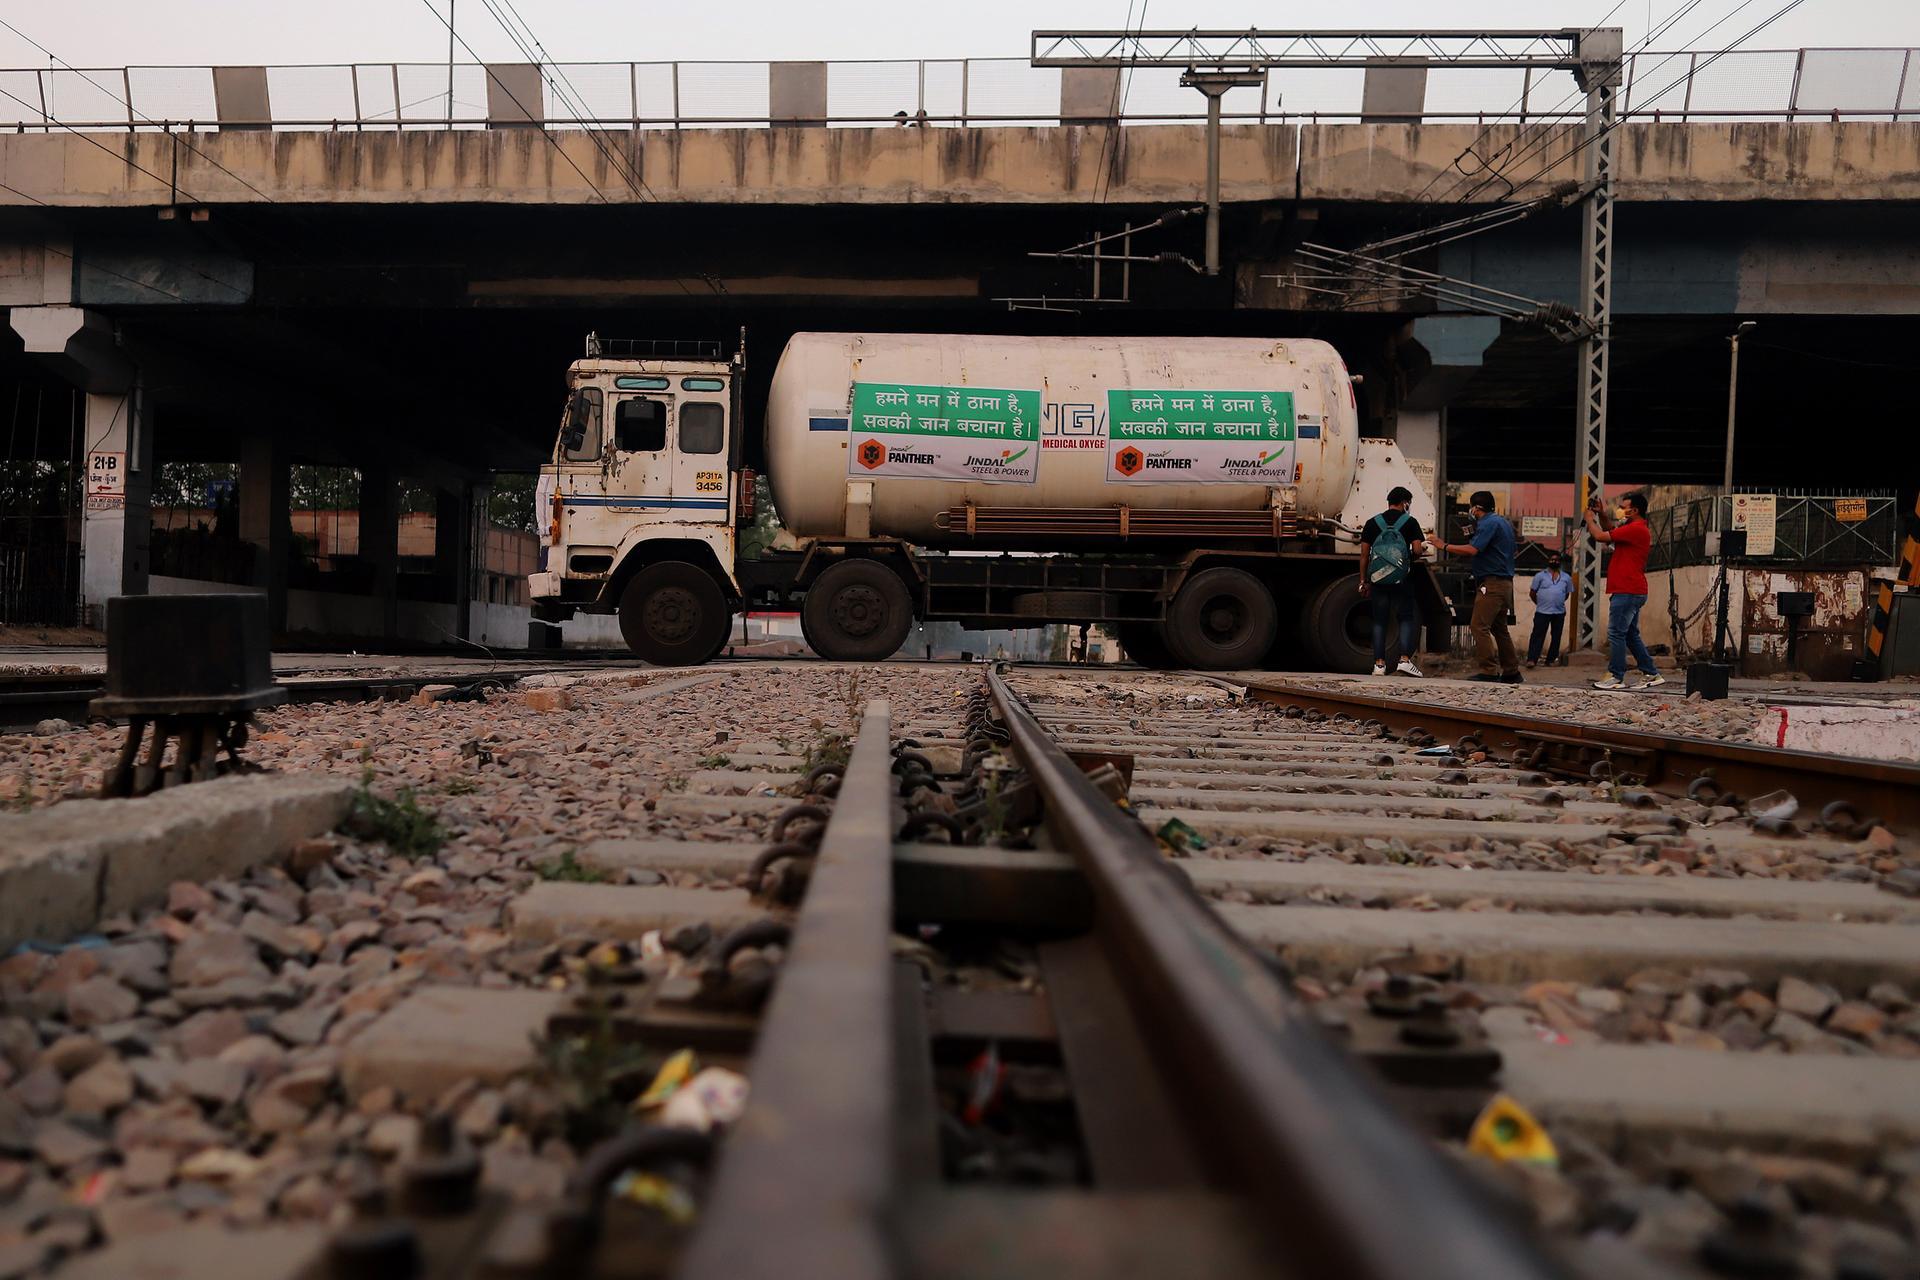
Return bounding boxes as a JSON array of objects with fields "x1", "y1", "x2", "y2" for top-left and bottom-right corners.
[
  {"x1": 1527, "y1": 612, "x2": 1565, "y2": 665},
  {"x1": 1469, "y1": 578, "x2": 1519, "y2": 676},
  {"x1": 1607, "y1": 592, "x2": 1658, "y2": 679},
  {"x1": 1369, "y1": 580, "x2": 1419, "y2": 664}
]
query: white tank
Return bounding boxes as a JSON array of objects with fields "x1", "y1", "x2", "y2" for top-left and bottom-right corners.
[{"x1": 766, "y1": 333, "x2": 1360, "y2": 547}]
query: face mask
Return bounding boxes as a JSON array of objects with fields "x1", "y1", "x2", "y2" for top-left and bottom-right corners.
[{"x1": 1615, "y1": 508, "x2": 1630, "y2": 523}]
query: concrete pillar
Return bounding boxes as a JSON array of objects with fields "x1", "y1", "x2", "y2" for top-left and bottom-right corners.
[
  {"x1": 79, "y1": 385, "x2": 154, "y2": 625},
  {"x1": 1399, "y1": 316, "x2": 1502, "y2": 508},
  {"x1": 435, "y1": 484, "x2": 473, "y2": 641},
  {"x1": 238, "y1": 435, "x2": 288, "y2": 633},
  {"x1": 7, "y1": 307, "x2": 150, "y2": 628},
  {"x1": 358, "y1": 465, "x2": 399, "y2": 641}
]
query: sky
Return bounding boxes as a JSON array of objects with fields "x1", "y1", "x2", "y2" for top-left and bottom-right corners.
[{"x1": 4, "y1": 0, "x2": 1917, "y2": 68}]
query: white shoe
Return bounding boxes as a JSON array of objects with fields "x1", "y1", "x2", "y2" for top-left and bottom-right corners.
[
  {"x1": 1396, "y1": 659, "x2": 1423, "y2": 678},
  {"x1": 1638, "y1": 674, "x2": 1667, "y2": 688},
  {"x1": 1371, "y1": 661, "x2": 1387, "y2": 676},
  {"x1": 1592, "y1": 676, "x2": 1626, "y2": 690}
]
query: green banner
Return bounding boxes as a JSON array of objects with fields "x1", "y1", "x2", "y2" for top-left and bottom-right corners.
[
  {"x1": 849, "y1": 381, "x2": 1040, "y2": 484},
  {"x1": 1105, "y1": 388, "x2": 1298, "y2": 485}
]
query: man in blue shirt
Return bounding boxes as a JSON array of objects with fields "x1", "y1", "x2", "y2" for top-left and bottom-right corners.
[
  {"x1": 1436, "y1": 490, "x2": 1521, "y2": 684},
  {"x1": 1526, "y1": 552, "x2": 1572, "y2": 668}
]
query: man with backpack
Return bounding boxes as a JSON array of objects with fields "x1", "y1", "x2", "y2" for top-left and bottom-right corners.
[{"x1": 1358, "y1": 486, "x2": 1430, "y2": 677}]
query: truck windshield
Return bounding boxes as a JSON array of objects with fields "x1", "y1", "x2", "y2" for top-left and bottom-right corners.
[{"x1": 563, "y1": 387, "x2": 603, "y2": 462}]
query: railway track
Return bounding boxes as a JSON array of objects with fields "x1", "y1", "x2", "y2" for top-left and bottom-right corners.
[{"x1": 7, "y1": 659, "x2": 1918, "y2": 1277}]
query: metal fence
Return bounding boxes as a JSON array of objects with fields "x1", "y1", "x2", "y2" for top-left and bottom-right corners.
[
  {"x1": 1646, "y1": 491, "x2": 1902, "y2": 571},
  {"x1": 0, "y1": 47, "x2": 1915, "y2": 132}
]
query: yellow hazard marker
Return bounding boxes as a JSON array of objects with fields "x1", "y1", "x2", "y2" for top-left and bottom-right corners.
[
  {"x1": 1467, "y1": 1094, "x2": 1559, "y2": 1168},
  {"x1": 1867, "y1": 492, "x2": 1920, "y2": 667}
]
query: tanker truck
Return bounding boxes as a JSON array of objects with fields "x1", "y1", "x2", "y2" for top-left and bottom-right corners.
[{"x1": 527, "y1": 332, "x2": 1449, "y2": 671}]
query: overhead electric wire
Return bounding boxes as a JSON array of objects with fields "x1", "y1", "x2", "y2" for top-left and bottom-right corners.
[
  {"x1": 437, "y1": 0, "x2": 712, "y2": 295},
  {"x1": 476, "y1": 0, "x2": 662, "y2": 203},
  {"x1": 1444, "y1": 0, "x2": 1782, "y2": 205},
  {"x1": 1430, "y1": 0, "x2": 1718, "y2": 205},
  {"x1": 0, "y1": 16, "x2": 287, "y2": 210},
  {"x1": 413, "y1": 0, "x2": 617, "y2": 208},
  {"x1": 1091, "y1": 0, "x2": 1150, "y2": 211},
  {"x1": 1403, "y1": 0, "x2": 1633, "y2": 206},
  {"x1": 1471, "y1": 0, "x2": 1808, "y2": 205}
]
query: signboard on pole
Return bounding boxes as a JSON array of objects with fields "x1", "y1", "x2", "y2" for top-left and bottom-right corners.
[
  {"x1": 1731, "y1": 492, "x2": 1777, "y2": 557},
  {"x1": 1833, "y1": 497, "x2": 1868, "y2": 523},
  {"x1": 848, "y1": 382, "x2": 1040, "y2": 484},
  {"x1": 1520, "y1": 516, "x2": 1560, "y2": 539},
  {"x1": 86, "y1": 451, "x2": 126, "y2": 512},
  {"x1": 1105, "y1": 389, "x2": 1297, "y2": 485}
]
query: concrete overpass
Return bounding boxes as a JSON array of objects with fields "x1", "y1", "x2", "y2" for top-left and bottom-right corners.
[{"x1": 4, "y1": 55, "x2": 1918, "y2": 642}]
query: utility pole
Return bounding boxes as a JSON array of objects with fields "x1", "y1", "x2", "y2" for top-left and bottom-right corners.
[
  {"x1": 1179, "y1": 71, "x2": 1263, "y2": 277},
  {"x1": 1723, "y1": 321, "x2": 1756, "y2": 498},
  {"x1": 446, "y1": 0, "x2": 457, "y2": 126},
  {"x1": 1569, "y1": 28, "x2": 1623, "y2": 653}
]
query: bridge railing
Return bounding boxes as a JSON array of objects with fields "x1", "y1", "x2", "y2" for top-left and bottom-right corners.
[{"x1": 0, "y1": 48, "x2": 1914, "y2": 132}]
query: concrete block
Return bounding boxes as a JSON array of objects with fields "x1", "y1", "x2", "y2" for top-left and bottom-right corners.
[
  {"x1": 1219, "y1": 903, "x2": 1920, "y2": 992},
  {"x1": 1135, "y1": 786, "x2": 1622, "y2": 821},
  {"x1": 1180, "y1": 859, "x2": 1920, "y2": 922},
  {"x1": 1494, "y1": 1036, "x2": 1920, "y2": 1153},
  {"x1": 686, "y1": 770, "x2": 797, "y2": 796},
  {"x1": 655, "y1": 793, "x2": 788, "y2": 819},
  {"x1": 577, "y1": 838, "x2": 760, "y2": 878},
  {"x1": 770, "y1": 61, "x2": 828, "y2": 125},
  {"x1": 507, "y1": 883, "x2": 762, "y2": 943},
  {"x1": 0, "y1": 774, "x2": 354, "y2": 950},
  {"x1": 341, "y1": 985, "x2": 564, "y2": 1101},
  {"x1": 56, "y1": 1223, "x2": 324, "y2": 1280},
  {"x1": 1157, "y1": 807, "x2": 1618, "y2": 847}
]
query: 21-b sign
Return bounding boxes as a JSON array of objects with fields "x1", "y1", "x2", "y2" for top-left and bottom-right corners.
[{"x1": 87, "y1": 452, "x2": 127, "y2": 496}]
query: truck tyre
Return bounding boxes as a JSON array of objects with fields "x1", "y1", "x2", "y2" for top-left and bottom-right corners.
[
  {"x1": 802, "y1": 560, "x2": 914, "y2": 662},
  {"x1": 1299, "y1": 575, "x2": 1374, "y2": 674},
  {"x1": 1116, "y1": 621, "x2": 1176, "y2": 669},
  {"x1": 618, "y1": 562, "x2": 732, "y2": 667},
  {"x1": 1163, "y1": 568, "x2": 1278, "y2": 671}
]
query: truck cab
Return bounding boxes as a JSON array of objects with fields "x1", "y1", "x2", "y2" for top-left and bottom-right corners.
[{"x1": 528, "y1": 335, "x2": 746, "y2": 663}]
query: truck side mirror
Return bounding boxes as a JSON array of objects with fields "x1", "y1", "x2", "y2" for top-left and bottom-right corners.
[{"x1": 563, "y1": 392, "x2": 590, "y2": 450}]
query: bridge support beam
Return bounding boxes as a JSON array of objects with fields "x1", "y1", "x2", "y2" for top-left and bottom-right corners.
[
  {"x1": 239, "y1": 434, "x2": 289, "y2": 634},
  {"x1": 358, "y1": 464, "x2": 399, "y2": 642},
  {"x1": 435, "y1": 484, "x2": 473, "y2": 643}
]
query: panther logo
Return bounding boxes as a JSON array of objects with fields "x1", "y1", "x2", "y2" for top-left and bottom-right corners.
[
  {"x1": 857, "y1": 440, "x2": 888, "y2": 470},
  {"x1": 1114, "y1": 446, "x2": 1145, "y2": 477}
]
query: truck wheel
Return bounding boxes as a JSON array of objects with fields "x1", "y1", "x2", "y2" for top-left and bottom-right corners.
[
  {"x1": 1299, "y1": 575, "x2": 1374, "y2": 674},
  {"x1": 802, "y1": 560, "x2": 913, "y2": 662},
  {"x1": 1116, "y1": 621, "x2": 1175, "y2": 669},
  {"x1": 1163, "y1": 568, "x2": 1278, "y2": 671},
  {"x1": 618, "y1": 562, "x2": 731, "y2": 666}
]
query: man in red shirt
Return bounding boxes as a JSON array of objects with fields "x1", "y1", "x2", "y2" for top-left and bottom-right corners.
[{"x1": 1582, "y1": 490, "x2": 1665, "y2": 691}]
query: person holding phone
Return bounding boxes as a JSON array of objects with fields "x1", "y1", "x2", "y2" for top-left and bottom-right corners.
[
  {"x1": 1435, "y1": 490, "x2": 1521, "y2": 684},
  {"x1": 1583, "y1": 491, "x2": 1665, "y2": 691}
]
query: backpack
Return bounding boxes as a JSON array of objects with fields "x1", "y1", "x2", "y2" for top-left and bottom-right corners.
[{"x1": 1367, "y1": 512, "x2": 1415, "y2": 585}]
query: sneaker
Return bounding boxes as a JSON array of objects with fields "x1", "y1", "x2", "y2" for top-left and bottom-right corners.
[
  {"x1": 1526, "y1": 660, "x2": 1537, "y2": 669},
  {"x1": 1395, "y1": 659, "x2": 1423, "y2": 678},
  {"x1": 1638, "y1": 674, "x2": 1667, "y2": 688},
  {"x1": 1371, "y1": 661, "x2": 1387, "y2": 676},
  {"x1": 1501, "y1": 671, "x2": 1524, "y2": 684},
  {"x1": 1592, "y1": 676, "x2": 1626, "y2": 690}
]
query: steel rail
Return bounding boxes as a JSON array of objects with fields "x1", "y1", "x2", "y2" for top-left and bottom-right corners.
[
  {"x1": 984, "y1": 666, "x2": 1567, "y2": 1280},
  {"x1": 1238, "y1": 677, "x2": 1920, "y2": 832},
  {"x1": 676, "y1": 698, "x2": 896, "y2": 1280}
]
